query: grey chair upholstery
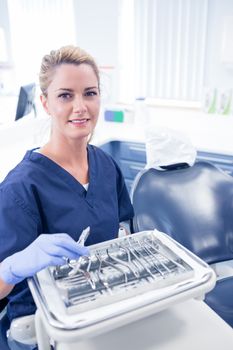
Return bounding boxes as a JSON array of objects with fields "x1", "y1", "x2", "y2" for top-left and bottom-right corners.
[{"x1": 131, "y1": 161, "x2": 233, "y2": 326}]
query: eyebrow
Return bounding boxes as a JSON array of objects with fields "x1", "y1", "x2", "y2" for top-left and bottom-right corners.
[
  {"x1": 55, "y1": 88, "x2": 73, "y2": 92},
  {"x1": 55, "y1": 86, "x2": 98, "y2": 92},
  {"x1": 85, "y1": 86, "x2": 98, "y2": 90}
]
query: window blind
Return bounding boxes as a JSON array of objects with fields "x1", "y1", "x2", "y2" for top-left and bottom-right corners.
[{"x1": 119, "y1": 0, "x2": 209, "y2": 102}]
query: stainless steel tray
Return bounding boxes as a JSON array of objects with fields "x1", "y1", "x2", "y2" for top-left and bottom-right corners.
[{"x1": 28, "y1": 230, "x2": 216, "y2": 331}]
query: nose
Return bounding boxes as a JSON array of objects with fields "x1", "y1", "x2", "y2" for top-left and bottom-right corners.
[{"x1": 73, "y1": 95, "x2": 87, "y2": 115}]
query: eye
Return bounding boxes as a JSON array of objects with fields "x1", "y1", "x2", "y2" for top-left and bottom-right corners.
[
  {"x1": 85, "y1": 90, "x2": 98, "y2": 97},
  {"x1": 58, "y1": 92, "x2": 73, "y2": 100}
]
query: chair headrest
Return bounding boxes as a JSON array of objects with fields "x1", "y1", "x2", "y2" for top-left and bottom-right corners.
[{"x1": 145, "y1": 127, "x2": 197, "y2": 170}]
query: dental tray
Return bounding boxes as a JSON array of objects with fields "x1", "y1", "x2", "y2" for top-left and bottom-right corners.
[{"x1": 28, "y1": 230, "x2": 216, "y2": 331}]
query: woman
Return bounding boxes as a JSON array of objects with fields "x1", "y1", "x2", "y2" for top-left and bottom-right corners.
[{"x1": 0, "y1": 45, "x2": 134, "y2": 349}]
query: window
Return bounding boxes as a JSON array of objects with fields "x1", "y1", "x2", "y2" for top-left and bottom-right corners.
[
  {"x1": 119, "y1": 0, "x2": 208, "y2": 104},
  {"x1": 7, "y1": 0, "x2": 76, "y2": 85}
]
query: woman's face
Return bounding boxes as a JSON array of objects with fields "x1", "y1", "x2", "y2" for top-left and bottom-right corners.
[{"x1": 41, "y1": 63, "x2": 100, "y2": 142}]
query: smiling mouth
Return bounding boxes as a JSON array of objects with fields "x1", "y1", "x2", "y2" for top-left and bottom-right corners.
[{"x1": 68, "y1": 119, "x2": 90, "y2": 124}]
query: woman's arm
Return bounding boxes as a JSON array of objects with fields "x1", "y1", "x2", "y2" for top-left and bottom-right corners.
[{"x1": 0, "y1": 272, "x2": 14, "y2": 299}]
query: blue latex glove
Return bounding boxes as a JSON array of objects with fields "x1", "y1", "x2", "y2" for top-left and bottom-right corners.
[{"x1": 0, "y1": 233, "x2": 89, "y2": 285}]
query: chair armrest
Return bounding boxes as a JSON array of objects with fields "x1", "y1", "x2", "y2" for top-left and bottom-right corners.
[
  {"x1": 9, "y1": 314, "x2": 36, "y2": 346},
  {"x1": 210, "y1": 260, "x2": 233, "y2": 281}
]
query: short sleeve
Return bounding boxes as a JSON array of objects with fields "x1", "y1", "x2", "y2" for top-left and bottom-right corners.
[{"x1": 0, "y1": 188, "x2": 40, "y2": 261}]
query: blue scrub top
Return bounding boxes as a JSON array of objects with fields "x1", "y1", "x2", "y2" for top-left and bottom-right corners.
[{"x1": 0, "y1": 144, "x2": 134, "y2": 321}]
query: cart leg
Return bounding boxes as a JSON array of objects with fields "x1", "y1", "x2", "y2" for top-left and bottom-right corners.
[{"x1": 35, "y1": 310, "x2": 51, "y2": 350}]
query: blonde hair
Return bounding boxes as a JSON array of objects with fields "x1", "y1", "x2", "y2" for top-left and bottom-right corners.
[{"x1": 39, "y1": 45, "x2": 100, "y2": 96}]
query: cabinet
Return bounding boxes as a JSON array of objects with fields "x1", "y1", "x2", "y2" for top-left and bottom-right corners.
[{"x1": 196, "y1": 150, "x2": 233, "y2": 176}]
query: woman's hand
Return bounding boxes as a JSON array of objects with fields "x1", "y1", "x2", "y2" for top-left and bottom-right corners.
[{"x1": 0, "y1": 233, "x2": 89, "y2": 285}]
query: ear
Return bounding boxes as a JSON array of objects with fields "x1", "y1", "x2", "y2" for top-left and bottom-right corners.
[{"x1": 40, "y1": 94, "x2": 50, "y2": 115}]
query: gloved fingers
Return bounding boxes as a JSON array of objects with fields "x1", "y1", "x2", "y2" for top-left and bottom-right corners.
[
  {"x1": 43, "y1": 245, "x2": 89, "y2": 261},
  {"x1": 46, "y1": 256, "x2": 68, "y2": 267},
  {"x1": 37, "y1": 234, "x2": 90, "y2": 256},
  {"x1": 52, "y1": 234, "x2": 90, "y2": 254}
]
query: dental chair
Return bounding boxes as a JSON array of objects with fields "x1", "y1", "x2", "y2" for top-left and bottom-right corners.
[
  {"x1": 131, "y1": 128, "x2": 233, "y2": 327},
  {"x1": 131, "y1": 160, "x2": 233, "y2": 327}
]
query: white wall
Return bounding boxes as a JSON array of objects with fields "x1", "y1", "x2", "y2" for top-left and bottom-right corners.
[
  {"x1": 73, "y1": 0, "x2": 120, "y2": 67},
  {"x1": 0, "y1": 0, "x2": 12, "y2": 64},
  {"x1": 204, "y1": 0, "x2": 233, "y2": 89},
  {"x1": 147, "y1": 107, "x2": 233, "y2": 155}
]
